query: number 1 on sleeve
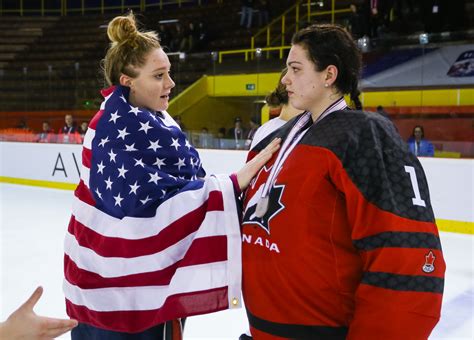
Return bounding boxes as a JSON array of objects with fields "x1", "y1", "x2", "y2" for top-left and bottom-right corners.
[{"x1": 404, "y1": 165, "x2": 426, "y2": 207}]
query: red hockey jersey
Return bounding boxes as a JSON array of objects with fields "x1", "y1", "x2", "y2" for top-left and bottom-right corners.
[{"x1": 242, "y1": 110, "x2": 445, "y2": 340}]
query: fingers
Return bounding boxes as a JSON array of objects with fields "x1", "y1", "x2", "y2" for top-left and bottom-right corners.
[
  {"x1": 43, "y1": 317, "x2": 78, "y2": 337},
  {"x1": 254, "y1": 138, "x2": 281, "y2": 163},
  {"x1": 263, "y1": 137, "x2": 281, "y2": 152},
  {"x1": 21, "y1": 286, "x2": 43, "y2": 311},
  {"x1": 236, "y1": 138, "x2": 282, "y2": 191},
  {"x1": 43, "y1": 317, "x2": 78, "y2": 329}
]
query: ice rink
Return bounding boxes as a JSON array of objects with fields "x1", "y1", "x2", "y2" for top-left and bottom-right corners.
[{"x1": 0, "y1": 183, "x2": 473, "y2": 339}]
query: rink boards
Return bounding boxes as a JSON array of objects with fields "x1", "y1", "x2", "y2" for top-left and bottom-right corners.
[{"x1": 0, "y1": 141, "x2": 472, "y2": 234}]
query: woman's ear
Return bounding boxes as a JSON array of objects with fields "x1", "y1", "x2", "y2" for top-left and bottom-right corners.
[
  {"x1": 324, "y1": 65, "x2": 338, "y2": 87},
  {"x1": 119, "y1": 74, "x2": 133, "y2": 87}
]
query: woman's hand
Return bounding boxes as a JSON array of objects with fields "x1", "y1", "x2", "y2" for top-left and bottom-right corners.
[
  {"x1": 0, "y1": 286, "x2": 78, "y2": 340},
  {"x1": 236, "y1": 138, "x2": 281, "y2": 191}
]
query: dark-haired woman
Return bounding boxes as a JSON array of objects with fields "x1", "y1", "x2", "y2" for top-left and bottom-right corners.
[{"x1": 241, "y1": 24, "x2": 445, "y2": 339}]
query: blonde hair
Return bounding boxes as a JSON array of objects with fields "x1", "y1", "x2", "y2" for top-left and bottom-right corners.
[{"x1": 102, "y1": 12, "x2": 161, "y2": 86}]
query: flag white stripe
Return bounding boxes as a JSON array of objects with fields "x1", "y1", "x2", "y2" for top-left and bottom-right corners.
[
  {"x1": 65, "y1": 211, "x2": 226, "y2": 277},
  {"x1": 64, "y1": 261, "x2": 228, "y2": 312},
  {"x1": 72, "y1": 177, "x2": 226, "y2": 239},
  {"x1": 83, "y1": 128, "x2": 95, "y2": 150},
  {"x1": 100, "y1": 91, "x2": 113, "y2": 110},
  {"x1": 80, "y1": 128, "x2": 94, "y2": 188},
  {"x1": 215, "y1": 174, "x2": 243, "y2": 308},
  {"x1": 80, "y1": 166, "x2": 90, "y2": 189}
]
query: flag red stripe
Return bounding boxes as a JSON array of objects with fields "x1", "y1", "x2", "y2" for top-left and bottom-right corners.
[
  {"x1": 66, "y1": 287, "x2": 229, "y2": 333},
  {"x1": 68, "y1": 191, "x2": 224, "y2": 258},
  {"x1": 88, "y1": 109, "x2": 104, "y2": 130},
  {"x1": 82, "y1": 147, "x2": 91, "y2": 168},
  {"x1": 74, "y1": 180, "x2": 96, "y2": 206},
  {"x1": 64, "y1": 235, "x2": 227, "y2": 288}
]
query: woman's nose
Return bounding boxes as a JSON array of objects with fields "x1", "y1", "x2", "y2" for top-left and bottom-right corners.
[{"x1": 167, "y1": 75, "x2": 175, "y2": 89}]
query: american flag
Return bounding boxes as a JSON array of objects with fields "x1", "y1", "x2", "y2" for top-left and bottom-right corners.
[{"x1": 63, "y1": 85, "x2": 242, "y2": 333}]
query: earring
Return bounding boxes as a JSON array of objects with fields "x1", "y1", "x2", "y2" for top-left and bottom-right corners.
[{"x1": 324, "y1": 83, "x2": 329, "y2": 88}]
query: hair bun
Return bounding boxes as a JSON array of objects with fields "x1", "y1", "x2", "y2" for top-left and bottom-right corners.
[{"x1": 107, "y1": 14, "x2": 138, "y2": 45}]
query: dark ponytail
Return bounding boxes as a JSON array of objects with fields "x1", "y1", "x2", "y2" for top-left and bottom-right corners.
[{"x1": 350, "y1": 84, "x2": 363, "y2": 110}]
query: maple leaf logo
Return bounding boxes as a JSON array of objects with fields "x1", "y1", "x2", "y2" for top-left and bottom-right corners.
[
  {"x1": 422, "y1": 250, "x2": 436, "y2": 273},
  {"x1": 242, "y1": 184, "x2": 286, "y2": 235}
]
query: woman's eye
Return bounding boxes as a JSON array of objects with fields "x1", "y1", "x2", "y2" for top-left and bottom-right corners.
[{"x1": 155, "y1": 73, "x2": 164, "y2": 79}]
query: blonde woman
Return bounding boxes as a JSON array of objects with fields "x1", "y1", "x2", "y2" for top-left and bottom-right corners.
[{"x1": 64, "y1": 12, "x2": 279, "y2": 339}]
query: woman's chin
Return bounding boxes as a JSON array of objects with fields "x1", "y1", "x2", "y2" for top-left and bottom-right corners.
[{"x1": 155, "y1": 103, "x2": 168, "y2": 112}]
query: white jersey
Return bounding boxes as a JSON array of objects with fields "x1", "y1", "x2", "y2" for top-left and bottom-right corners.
[{"x1": 250, "y1": 117, "x2": 286, "y2": 149}]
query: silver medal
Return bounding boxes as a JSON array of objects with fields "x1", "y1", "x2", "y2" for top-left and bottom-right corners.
[{"x1": 255, "y1": 196, "x2": 269, "y2": 218}]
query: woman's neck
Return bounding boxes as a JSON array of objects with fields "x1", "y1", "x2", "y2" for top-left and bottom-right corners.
[
  {"x1": 310, "y1": 93, "x2": 344, "y2": 122},
  {"x1": 279, "y1": 104, "x2": 303, "y2": 121}
]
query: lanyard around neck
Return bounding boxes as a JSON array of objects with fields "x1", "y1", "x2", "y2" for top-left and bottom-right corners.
[{"x1": 254, "y1": 97, "x2": 347, "y2": 218}]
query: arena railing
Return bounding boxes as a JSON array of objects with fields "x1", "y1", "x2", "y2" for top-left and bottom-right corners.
[{"x1": 219, "y1": 0, "x2": 351, "y2": 63}]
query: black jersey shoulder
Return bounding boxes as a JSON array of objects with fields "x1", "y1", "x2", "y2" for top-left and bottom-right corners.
[{"x1": 301, "y1": 110, "x2": 435, "y2": 222}]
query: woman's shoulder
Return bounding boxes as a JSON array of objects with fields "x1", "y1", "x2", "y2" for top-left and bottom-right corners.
[
  {"x1": 307, "y1": 109, "x2": 405, "y2": 153},
  {"x1": 250, "y1": 117, "x2": 286, "y2": 150},
  {"x1": 329, "y1": 109, "x2": 396, "y2": 134}
]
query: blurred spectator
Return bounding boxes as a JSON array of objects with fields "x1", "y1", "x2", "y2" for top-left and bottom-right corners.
[
  {"x1": 376, "y1": 105, "x2": 390, "y2": 119},
  {"x1": 394, "y1": 0, "x2": 415, "y2": 19},
  {"x1": 216, "y1": 127, "x2": 227, "y2": 149},
  {"x1": 170, "y1": 23, "x2": 186, "y2": 52},
  {"x1": 199, "y1": 127, "x2": 213, "y2": 148},
  {"x1": 368, "y1": 0, "x2": 381, "y2": 38},
  {"x1": 348, "y1": 3, "x2": 364, "y2": 38},
  {"x1": 257, "y1": 0, "x2": 270, "y2": 27},
  {"x1": 37, "y1": 121, "x2": 56, "y2": 143},
  {"x1": 184, "y1": 22, "x2": 199, "y2": 52},
  {"x1": 173, "y1": 115, "x2": 186, "y2": 131},
  {"x1": 245, "y1": 117, "x2": 260, "y2": 149},
  {"x1": 58, "y1": 114, "x2": 81, "y2": 144},
  {"x1": 422, "y1": 0, "x2": 443, "y2": 32},
  {"x1": 407, "y1": 125, "x2": 434, "y2": 157},
  {"x1": 16, "y1": 119, "x2": 28, "y2": 130},
  {"x1": 227, "y1": 117, "x2": 246, "y2": 149},
  {"x1": 78, "y1": 121, "x2": 89, "y2": 142},
  {"x1": 358, "y1": 0, "x2": 381, "y2": 38},
  {"x1": 196, "y1": 21, "x2": 208, "y2": 50},
  {"x1": 60, "y1": 114, "x2": 77, "y2": 134},
  {"x1": 240, "y1": 0, "x2": 255, "y2": 29},
  {"x1": 217, "y1": 127, "x2": 226, "y2": 138},
  {"x1": 157, "y1": 24, "x2": 172, "y2": 49}
]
